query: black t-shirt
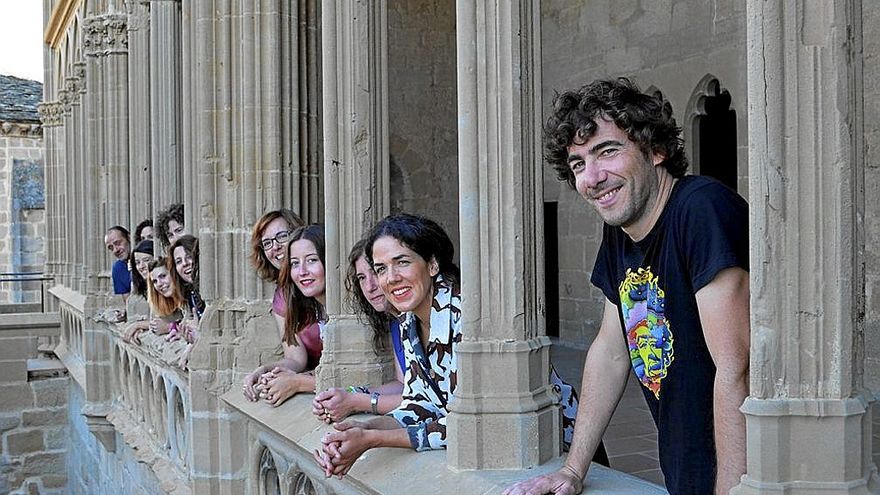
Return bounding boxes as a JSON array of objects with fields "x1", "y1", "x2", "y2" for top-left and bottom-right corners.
[{"x1": 591, "y1": 175, "x2": 749, "y2": 495}]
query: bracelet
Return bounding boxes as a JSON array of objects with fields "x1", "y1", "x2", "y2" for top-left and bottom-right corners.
[
  {"x1": 370, "y1": 392, "x2": 380, "y2": 415},
  {"x1": 345, "y1": 385, "x2": 370, "y2": 394}
]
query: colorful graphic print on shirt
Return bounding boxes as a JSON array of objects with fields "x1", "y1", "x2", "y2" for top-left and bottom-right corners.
[{"x1": 618, "y1": 266, "x2": 674, "y2": 399}]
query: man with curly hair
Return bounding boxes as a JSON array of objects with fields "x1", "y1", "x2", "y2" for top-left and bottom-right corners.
[{"x1": 505, "y1": 78, "x2": 749, "y2": 495}]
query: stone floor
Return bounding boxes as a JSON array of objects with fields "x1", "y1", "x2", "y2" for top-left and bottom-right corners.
[{"x1": 551, "y1": 340, "x2": 665, "y2": 486}]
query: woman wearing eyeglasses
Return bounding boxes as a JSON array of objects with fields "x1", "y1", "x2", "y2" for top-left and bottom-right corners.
[{"x1": 242, "y1": 209, "x2": 306, "y2": 401}]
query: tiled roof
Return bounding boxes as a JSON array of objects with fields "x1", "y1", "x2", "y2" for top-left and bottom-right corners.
[{"x1": 0, "y1": 74, "x2": 43, "y2": 124}]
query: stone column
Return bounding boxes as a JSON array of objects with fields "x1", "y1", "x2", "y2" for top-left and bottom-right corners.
[
  {"x1": 446, "y1": 0, "x2": 560, "y2": 470},
  {"x1": 182, "y1": 3, "x2": 323, "y2": 492},
  {"x1": 59, "y1": 87, "x2": 74, "y2": 289},
  {"x1": 149, "y1": 0, "x2": 182, "y2": 219},
  {"x1": 67, "y1": 62, "x2": 88, "y2": 294},
  {"x1": 102, "y1": 14, "x2": 131, "y2": 231},
  {"x1": 127, "y1": 0, "x2": 151, "y2": 224},
  {"x1": 734, "y1": 1, "x2": 876, "y2": 493},
  {"x1": 38, "y1": 101, "x2": 64, "y2": 294},
  {"x1": 315, "y1": 0, "x2": 391, "y2": 392},
  {"x1": 79, "y1": 13, "x2": 129, "y2": 442}
]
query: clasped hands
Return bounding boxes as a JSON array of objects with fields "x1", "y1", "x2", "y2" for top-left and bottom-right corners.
[
  {"x1": 312, "y1": 420, "x2": 372, "y2": 479},
  {"x1": 242, "y1": 367, "x2": 303, "y2": 407}
]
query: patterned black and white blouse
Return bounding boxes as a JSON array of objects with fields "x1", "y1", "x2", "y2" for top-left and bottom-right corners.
[{"x1": 389, "y1": 276, "x2": 461, "y2": 451}]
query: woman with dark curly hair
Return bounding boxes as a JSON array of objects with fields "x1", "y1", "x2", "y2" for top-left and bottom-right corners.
[
  {"x1": 156, "y1": 203, "x2": 187, "y2": 249},
  {"x1": 315, "y1": 213, "x2": 461, "y2": 477},
  {"x1": 310, "y1": 239, "x2": 405, "y2": 423},
  {"x1": 133, "y1": 218, "x2": 154, "y2": 244}
]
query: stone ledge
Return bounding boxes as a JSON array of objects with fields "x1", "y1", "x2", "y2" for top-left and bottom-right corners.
[
  {"x1": 221, "y1": 390, "x2": 666, "y2": 494},
  {"x1": 108, "y1": 322, "x2": 191, "y2": 373},
  {"x1": 54, "y1": 342, "x2": 84, "y2": 388},
  {"x1": 48, "y1": 286, "x2": 85, "y2": 313},
  {"x1": 0, "y1": 312, "x2": 61, "y2": 336}
]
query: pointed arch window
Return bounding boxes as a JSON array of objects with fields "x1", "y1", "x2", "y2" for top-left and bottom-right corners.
[{"x1": 689, "y1": 76, "x2": 738, "y2": 191}]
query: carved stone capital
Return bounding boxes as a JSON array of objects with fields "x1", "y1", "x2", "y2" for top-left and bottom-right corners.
[
  {"x1": 83, "y1": 14, "x2": 129, "y2": 56},
  {"x1": 38, "y1": 101, "x2": 64, "y2": 127},
  {"x1": 61, "y1": 77, "x2": 81, "y2": 109}
]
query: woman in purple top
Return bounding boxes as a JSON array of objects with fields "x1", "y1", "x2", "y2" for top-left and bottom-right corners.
[
  {"x1": 311, "y1": 239, "x2": 405, "y2": 423},
  {"x1": 242, "y1": 209, "x2": 305, "y2": 402}
]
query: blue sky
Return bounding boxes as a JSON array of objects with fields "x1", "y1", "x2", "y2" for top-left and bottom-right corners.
[{"x1": 0, "y1": 2, "x2": 45, "y2": 82}]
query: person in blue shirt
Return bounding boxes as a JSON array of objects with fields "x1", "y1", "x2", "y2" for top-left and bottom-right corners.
[{"x1": 105, "y1": 226, "x2": 132, "y2": 305}]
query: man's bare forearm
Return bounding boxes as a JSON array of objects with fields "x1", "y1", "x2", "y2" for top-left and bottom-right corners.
[
  {"x1": 713, "y1": 369, "x2": 747, "y2": 494},
  {"x1": 564, "y1": 327, "x2": 630, "y2": 479}
]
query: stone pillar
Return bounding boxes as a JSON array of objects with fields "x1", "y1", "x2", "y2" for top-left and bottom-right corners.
[
  {"x1": 446, "y1": 0, "x2": 560, "y2": 470},
  {"x1": 315, "y1": 0, "x2": 391, "y2": 392},
  {"x1": 149, "y1": 0, "x2": 182, "y2": 219},
  {"x1": 82, "y1": 24, "x2": 104, "y2": 296},
  {"x1": 734, "y1": 1, "x2": 876, "y2": 493},
  {"x1": 38, "y1": 101, "x2": 64, "y2": 295},
  {"x1": 80, "y1": 12, "x2": 129, "y2": 439},
  {"x1": 58, "y1": 88, "x2": 73, "y2": 290},
  {"x1": 182, "y1": 2, "x2": 323, "y2": 493},
  {"x1": 101, "y1": 14, "x2": 131, "y2": 230},
  {"x1": 84, "y1": 13, "x2": 130, "y2": 297},
  {"x1": 67, "y1": 62, "x2": 88, "y2": 294},
  {"x1": 127, "y1": 0, "x2": 152, "y2": 224}
]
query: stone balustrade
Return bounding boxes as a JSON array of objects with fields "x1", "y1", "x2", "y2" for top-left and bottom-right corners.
[
  {"x1": 219, "y1": 391, "x2": 667, "y2": 495},
  {"x1": 50, "y1": 284, "x2": 192, "y2": 493},
  {"x1": 52, "y1": 286, "x2": 85, "y2": 386},
  {"x1": 42, "y1": 278, "x2": 668, "y2": 494},
  {"x1": 105, "y1": 325, "x2": 191, "y2": 494}
]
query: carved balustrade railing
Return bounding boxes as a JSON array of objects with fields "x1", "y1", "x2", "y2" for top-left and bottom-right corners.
[{"x1": 106, "y1": 323, "x2": 192, "y2": 493}]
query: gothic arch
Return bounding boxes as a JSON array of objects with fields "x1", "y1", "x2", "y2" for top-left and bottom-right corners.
[
  {"x1": 154, "y1": 374, "x2": 168, "y2": 448},
  {"x1": 685, "y1": 75, "x2": 738, "y2": 191}
]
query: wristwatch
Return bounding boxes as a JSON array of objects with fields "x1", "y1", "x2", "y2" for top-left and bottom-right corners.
[{"x1": 370, "y1": 392, "x2": 380, "y2": 415}]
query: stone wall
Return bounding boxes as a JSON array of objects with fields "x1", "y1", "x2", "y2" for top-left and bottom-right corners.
[
  {"x1": 0, "y1": 313, "x2": 66, "y2": 495},
  {"x1": 540, "y1": 0, "x2": 748, "y2": 345},
  {"x1": 66, "y1": 379, "x2": 167, "y2": 495},
  {"x1": 387, "y1": 0, "x2": 460, "y2": 250},
  {"x1": 0, "y1": 129, "x2": 46, "y2": 305}
]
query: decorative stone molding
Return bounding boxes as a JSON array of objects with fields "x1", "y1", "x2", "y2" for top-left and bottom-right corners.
[
  {"x1": 83, "y1": 14, "x2": 129, "y2": 57},
  {"x1": 38, "y1": 101, "x2": 64, "y2": 127},
  {"x1": 0, "y1": 121, "x2": 43, "y2": 138},
  {"x1": 61, "y1": 62, "x2": 86, "y2": 111}
]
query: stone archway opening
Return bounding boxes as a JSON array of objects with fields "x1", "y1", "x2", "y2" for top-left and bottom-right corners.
[{"x1": 690, "y1": 77, "x2": 738, "y2": 191}]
